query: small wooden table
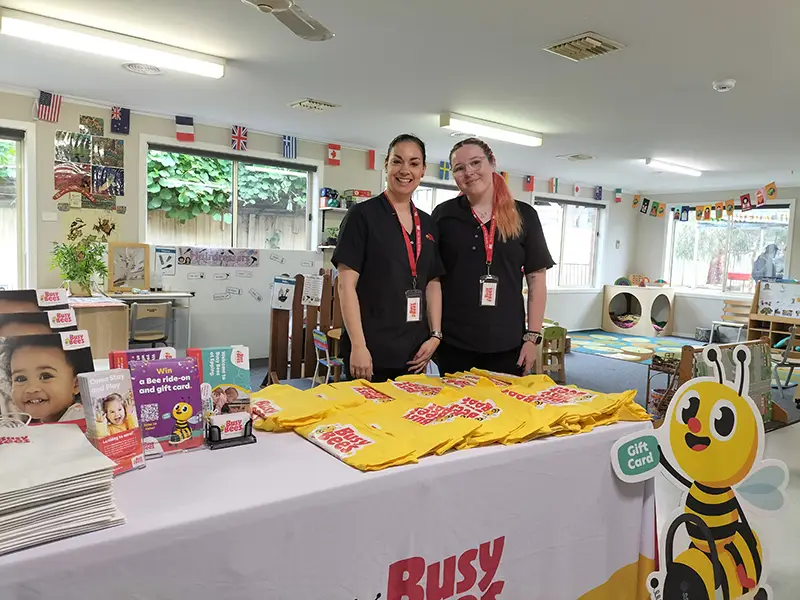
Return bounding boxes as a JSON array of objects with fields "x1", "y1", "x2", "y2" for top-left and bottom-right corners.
[{"x1": 69, "y1": 297, "x2": 129, "y2": 360}]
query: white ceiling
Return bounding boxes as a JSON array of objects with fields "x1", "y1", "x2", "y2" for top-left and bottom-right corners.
[{"x1": 2, "y1": 0, "x2": 800, "y2": 193}]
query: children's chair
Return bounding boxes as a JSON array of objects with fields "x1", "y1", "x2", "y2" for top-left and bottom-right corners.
[
  {"x1": 312, "y1": 329, "x2": 344, "y2": 385},
  {"x1": 540, "y1": 326, "x2": 567, "y2": 384}
]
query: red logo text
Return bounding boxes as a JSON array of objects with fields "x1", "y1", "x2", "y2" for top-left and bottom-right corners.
[{"x1": 0, "y1": 436, "x2": 31, "y2": 445}]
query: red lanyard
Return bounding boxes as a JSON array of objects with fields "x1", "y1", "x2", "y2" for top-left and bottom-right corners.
[
  {"x1": 471, "y1": 208, "x2": 497, "y2": 266},
  {"x1": 396, "y1": 203, "x2": 422, "y2": 287}
]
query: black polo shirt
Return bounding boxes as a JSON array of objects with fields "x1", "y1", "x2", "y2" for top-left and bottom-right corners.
[
  {"x1": 332, "y1": 194, "x2": 445, "y2": 370},
  {"x1": 432, "y1": 196, "x2": 555, "y2": 353}
]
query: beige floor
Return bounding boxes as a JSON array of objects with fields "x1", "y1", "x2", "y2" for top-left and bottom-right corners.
[{"x1": 655, "y1": 424, "x2": 800, "y2": 598}]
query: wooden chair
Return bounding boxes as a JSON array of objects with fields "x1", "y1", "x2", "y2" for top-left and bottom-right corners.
[
  {"x1": 540, "y1": 326, "x2": 567, "y2": 384},
  {"x1": 311, "y1": 329, "x2": 344, "y2": 385},
  {"x1": 772, "y1": 325, "x2": 800, "y2": 390},
  {"x1": 129, "y1": 302, "x2": 171, "y2": 348},
  {"x1": 709, "y1": 299, "x2": 751, "y2": 343}
]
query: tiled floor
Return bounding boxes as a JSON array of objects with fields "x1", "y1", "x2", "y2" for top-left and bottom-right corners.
[{"x1": 655, "y1": 423, "x2": 800, "y2": 597}]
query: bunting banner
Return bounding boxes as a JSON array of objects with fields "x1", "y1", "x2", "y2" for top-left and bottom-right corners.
[
  {"x1": 756, "y1": 188, "x2": 766, "y2": 207},
  {"x1": 649, "y1": 201, "x2": 658, "y2": 217},
  {"x1": 695, "y1": 206, "x2": 703, "y2": 220},
  {"x1": 765, "y1": 181, "x2": 778, "y2": 200},
  {"x1": 672, "y1": 208, "x2": 680, "y2": 220},
  {"x1": 523, "y1": 175, "x2": 534, "y2": 192},
  {"x1": 657, "y1": 203, "x2": 665, "y2": 218},
  {"x1": 614, "y1": 188, "x2": 623, "y2": 203},
  {"x1": 549, "y1": 178, "x2": 559, "y2": 193},
  {"x1": 741, "y1": 193, "x2": 753, "y2": 212},
  {"x1": 640, "y1": 198, "x2": 650, "y2": 214},
  {"x1": 632, "y1": 195, "x2": 640, "y2": 208},
  {"x1": 680, "y1": 206, "x2": 689, "y2": 221},
  {"x1": 594, "y1": 186, "x2": 602, "y2": 201},
  {"x1": 725, "y1": 199, "x2": 735, "y2": 217},
  {"x1": 715, "y1": 201, "x2": 724, "y2": 220}
]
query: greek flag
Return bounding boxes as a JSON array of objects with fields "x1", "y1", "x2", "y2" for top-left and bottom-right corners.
[{"x1": 283, "y1": 135, "x2": 297, "y2": 159}]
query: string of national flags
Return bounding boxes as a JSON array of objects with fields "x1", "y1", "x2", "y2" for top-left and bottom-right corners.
[{"x1": 630, "y1": 181, "x2": 779, "y2": 222}]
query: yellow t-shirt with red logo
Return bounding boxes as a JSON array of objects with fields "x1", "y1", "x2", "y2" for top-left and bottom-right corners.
[
  {"x1": 250, "y1": 385, "x2": 332, "y2": 431},
  {"x1": 369, "y1": 379, "x2": 446, "y2": 403},
  {"x1": 344, "y1": 398, "x2": 482, "y2": 458},
  {"x1": 295, "y1": 411, "x2": 417, "y2": 471},
  {"x1": 329, "y1": 379, "x2": 396, "y2": 405}
]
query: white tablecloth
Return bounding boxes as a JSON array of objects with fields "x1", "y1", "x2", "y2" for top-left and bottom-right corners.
[{"x1": 0, "y1": 422, "x2": 655, "y2": 600}]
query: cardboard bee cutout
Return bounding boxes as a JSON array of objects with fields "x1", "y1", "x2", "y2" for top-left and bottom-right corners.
[{"x1": 611, "y1": 345, "x2": 789, "y2": 600}]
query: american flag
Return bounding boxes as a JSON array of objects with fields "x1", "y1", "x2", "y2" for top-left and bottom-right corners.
[
  {"x1": 35, "y1": 91, "x2": 62, "y2": 123},
  {"x1": 231, "y1": 125, "x2": 248, "y2": 151},
  {"x1": 283, "y1": 135, "x2": 297, "y2": 159}
]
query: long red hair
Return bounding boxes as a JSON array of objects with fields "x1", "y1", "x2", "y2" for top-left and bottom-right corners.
[{"x1": 450, "y1": 138, "x2": 522, "y2": 241}]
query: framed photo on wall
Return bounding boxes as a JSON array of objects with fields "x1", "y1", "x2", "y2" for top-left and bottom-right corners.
[{"x1": 108, "y1": 243, "x2": 150, "y2": 292}]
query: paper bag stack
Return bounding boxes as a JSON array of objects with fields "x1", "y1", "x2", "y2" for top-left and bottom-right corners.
[{"x1": 0, "y1": 423, "x2": 125, "y2": 556}]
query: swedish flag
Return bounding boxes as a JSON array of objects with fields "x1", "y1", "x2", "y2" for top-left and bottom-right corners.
[{"x1": 439, "y1": 161, "x2": 451, "y2": 180}]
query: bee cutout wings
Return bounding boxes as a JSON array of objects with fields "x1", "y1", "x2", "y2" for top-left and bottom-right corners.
[
  {"x1": 735, "y1": 459, "x2": 790, "y2": 512},
  {"x1": 161, "y1": 412, "x2": 202, "y2": 425}
]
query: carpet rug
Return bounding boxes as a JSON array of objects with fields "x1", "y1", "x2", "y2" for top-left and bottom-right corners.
[{"x1": 569, "y1": 329, "x2": 701, "y2": 366}]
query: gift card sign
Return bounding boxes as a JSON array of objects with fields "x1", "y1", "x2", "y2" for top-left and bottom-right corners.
[{"x1": 611, "y1": 434, "x2": 660, "y2": 482}]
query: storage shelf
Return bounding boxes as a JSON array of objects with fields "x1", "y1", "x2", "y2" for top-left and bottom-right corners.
[
  {"x1": 319, "y1": 207, "x2": 347, "y2": 212},
  {"x1": 318, "y1": 245, "x2": 336, "y2": 250}
]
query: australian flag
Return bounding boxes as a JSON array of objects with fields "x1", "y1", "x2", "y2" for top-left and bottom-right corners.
[
  {"x1": 110, "y1": 106, "x2": 130, "y2": 135},
  {"x1": 283, "y1": 135, "x2": 297, "y2": 159}
]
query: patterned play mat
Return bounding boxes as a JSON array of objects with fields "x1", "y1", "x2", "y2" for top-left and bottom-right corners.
[{"x1": 569, "y1": 330, "x2": 699, "y2": 365}]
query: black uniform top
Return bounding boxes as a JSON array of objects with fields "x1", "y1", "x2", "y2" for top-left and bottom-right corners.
[
  {"x1": 332, "y1": 194, "x2": 445, "y2": 370},
  {"x1": 432, "y1": 196, "x2": 555, "y2": 353}
]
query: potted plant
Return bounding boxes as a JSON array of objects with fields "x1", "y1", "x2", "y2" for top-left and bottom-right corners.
[
  {"x1": 324, "y1": 226, "x2": 339, "y2": 246},
  {"x1": 50, "y1": 235, "x2": 108, "y2": 297}
]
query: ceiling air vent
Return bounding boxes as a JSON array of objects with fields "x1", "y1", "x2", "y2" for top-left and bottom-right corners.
[
  {"x1": 544, "y1": 32, "x2": 624, "y2": 62},
  {"x1": 123, "y1": 63, "x2": 162, "y2": 76},
  {"x1": 288, "y1": 98, "x2": 340, "y2": 112},
  {"x1": 557, "y1": 153, "x2": 595, "y2": 162}
]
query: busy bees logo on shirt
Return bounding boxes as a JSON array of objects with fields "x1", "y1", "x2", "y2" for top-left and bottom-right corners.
[
  {"x1": 0, "y1": 435, "x2": 31, "y2": 445},
  {"x1": 353, "y1": 386, "x2": 393, "y2": 403},
  {"x1": 441, "y1": 376, "x2": 478, "y2": 389},
  {"x1": 391, "y1": 381, "x2": 443, "y2": 397},
  {"x1": 252, "y1": 399, "x2": 281, "y2": 419},
  {"x1": 309, "y1": 424, "x2": 374, "y2": 458},
  {"x1": 530, "y1": 386, "x2": 595, "y2": 406},
  {"x1": 402, "y1": 403, "x2": 453, "y2": 426},
  {"x1": 383, "y1": 535, "x2": 506, "y2": 600},
  {"x1": 501, "y1": 388, "x2": 538, "y2": 404}
]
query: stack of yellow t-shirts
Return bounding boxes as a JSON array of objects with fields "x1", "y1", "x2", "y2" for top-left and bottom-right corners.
[
  {"x1": 294, "y1": 411, "x2": 417, "y2": 471},
  {"x1": 398, "y1": 373, "x2": 498, "y2": 391},
  {"x1": 468, "y1": 368, "x2": 519, "y2": 387},
  {"x1": 344, "y1": 398, "x2": 482, "y2": 458},
  {"x1": 251, "y1": 385, "x2": 333, "y2": 432},
  {"x1": 369, "y1": 379, "x2": 445, "y2": 402},
  {"x1": 329, "y1": 379, "x2": 396, "y2": 405}
]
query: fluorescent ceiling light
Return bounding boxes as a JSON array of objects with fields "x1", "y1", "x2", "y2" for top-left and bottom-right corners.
[
  {"x1": 645, "y1": 158, "x2": 702, "y2": 177},
  {"x1": 0, "y1": 9, "x2": 225, "y2": 79},
  {"x1": 440, "y1": 112, "x2": 543, "y2": 147}
]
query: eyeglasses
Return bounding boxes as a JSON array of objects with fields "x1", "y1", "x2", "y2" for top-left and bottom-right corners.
[{"x1": 452, "y1": 157, "x2": 487, "y2": 175}]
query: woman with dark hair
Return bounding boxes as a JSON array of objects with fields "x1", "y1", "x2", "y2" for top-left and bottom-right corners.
[
  {"x1": 432, "y1": 137, "x2": 554, "y2": 376},
  {"x1": 333, "y1": 134, "x2": 444, "y2": 382}
]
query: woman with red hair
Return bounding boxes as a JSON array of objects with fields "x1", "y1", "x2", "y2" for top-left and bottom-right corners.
[{"x1": 432, "y1": 138, "x2": 554, "y2": 375}]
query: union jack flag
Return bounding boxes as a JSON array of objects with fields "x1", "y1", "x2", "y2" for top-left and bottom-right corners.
[{"x1": 231, "y1": 125, "x2": 248, "y2": 151}]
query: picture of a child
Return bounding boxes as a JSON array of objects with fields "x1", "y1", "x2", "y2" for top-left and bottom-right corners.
[
  {"x1": 0, "y1": 313, "x2": 54, "y2": 337},
  {"x1": 212, "y1": 387, "x2": 227, "y2": 413},
  {"x1": 99, "y1": 391, "x2": 138, "y2": 435},
  {"x1": 1, "y1": 335, "x2": 87, "y2": 423},
  {"x1": 0, "y1": 291, "x2": 40, "y2": 315}
]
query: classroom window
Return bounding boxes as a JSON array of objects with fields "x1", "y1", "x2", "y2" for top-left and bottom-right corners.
[
  {"x1": 0, "y1": 132, "x2": 21, "y2": 289},
  {"x1": 413, "y1": 185, "x2": 459, "y2": 214},
  {"x1": 146, "y1": 147, "x2": 313, "y2": 250},
  {"x1": 535, "y1": 199, "x2": 601, "y2": 288},
  {"x1": 668, "y1": 205, "x2": 791, "y2": 294}
]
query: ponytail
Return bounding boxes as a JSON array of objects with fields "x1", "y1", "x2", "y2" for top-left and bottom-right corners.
[
  {"x1": 492, "y1": 172, "x2": 522, "y2": 242},
  {"x1": 451, "y1": 137, "x2": 522, "y2": 242}
]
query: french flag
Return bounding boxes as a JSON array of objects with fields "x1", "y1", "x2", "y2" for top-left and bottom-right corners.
[{"x1": 175, "y1": 116, "x2": 195, "y2": 142}]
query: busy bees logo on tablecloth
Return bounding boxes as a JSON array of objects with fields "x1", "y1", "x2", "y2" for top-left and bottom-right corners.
[
  {"x1": 357, "y1": 536, "x2": 505, "y2": 600},
  {"x1": 611, "y1": 345, "x2": 789, "y2": 600},
  {"x1": 309, "y1": 424, "x2": 374, "y2": 458}
]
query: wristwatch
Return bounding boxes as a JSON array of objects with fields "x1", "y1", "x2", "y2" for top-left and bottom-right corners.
[
  {"x1": 522, "y1": 330, "x2": 543, "y2": 345},
  {"x1": 430, "y1": 330, "x2": 443, "y2": 341}
]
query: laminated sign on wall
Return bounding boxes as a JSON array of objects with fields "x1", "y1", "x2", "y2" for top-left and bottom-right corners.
[
  {"x1": 611, "y1": 345, "x2": 789, "y2": 600},
  {"x1": 271, "y1": 277, "x2": 295, "y2": 310}
]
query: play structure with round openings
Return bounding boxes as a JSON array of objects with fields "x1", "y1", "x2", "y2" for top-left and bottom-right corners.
[{"x1": 602, "y1": 285, "x2": 675, "y2": 337}]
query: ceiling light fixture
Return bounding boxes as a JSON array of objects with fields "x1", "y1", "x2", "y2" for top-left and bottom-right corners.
[
  {"x1": 645, "y1": 158, "x2": 702, "y2": 177},
  {"x1": 439, "y1": 112, "x2": 543, "y2": 147},
  {"x1": 0, "y1": 9, "x2": 225, "y2": 79}
]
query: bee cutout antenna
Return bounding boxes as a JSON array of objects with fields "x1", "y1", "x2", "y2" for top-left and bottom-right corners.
[
  {"x1": 733, "y1": 345, "x2": 751, "y2": 397},
  {"x1": 702, "y1": 346, "x2": 725, "y2": 384}
]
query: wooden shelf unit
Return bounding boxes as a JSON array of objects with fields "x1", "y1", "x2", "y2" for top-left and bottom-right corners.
[{"x1": 747, "y1": 283, "x2": 800, "y2": 347}]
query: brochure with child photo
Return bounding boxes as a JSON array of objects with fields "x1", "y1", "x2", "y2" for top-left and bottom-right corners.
[
  {"x1": 0, "y1": 309, "x2": 78, "y2": 337},
  {"x1": 0, "y1": 289, "x2": 69, "y2": 314},
  {"x1": 77, "y1": 369, "x2": 146, "y2": 476},
  {"x1": 0, "y1": 330, "x2": 94, "y2": 431}
]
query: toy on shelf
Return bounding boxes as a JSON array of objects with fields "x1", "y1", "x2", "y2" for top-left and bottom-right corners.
[
  {"x1": 613, "y1": 277, "x2": 632, "y2": 286},
  {"x1": 319, "y1": 187, "x2": 340, "y2": 209},
  {"x1": 340, "y1": 189, "x2": 372, "y2": 208}
]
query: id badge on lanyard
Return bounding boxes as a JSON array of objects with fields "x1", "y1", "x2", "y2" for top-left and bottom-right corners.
[
  {"x1": 397, "y1": 202, "x2": 423, "y2": 322},
  {"x1": 472, "y1": 208, "x2": 499, "y2": 308}
]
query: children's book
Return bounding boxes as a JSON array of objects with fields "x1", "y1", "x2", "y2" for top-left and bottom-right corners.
[
  {"x1": 0, "y1": 330, "x2": 94, "y2": 431},
  {"x1": 0, "y1": 309, "x2": 78, "y2": 338},
  {"x1": 186, "y1": 345, "x2": 251, "y2": 415},
  {"x1": 108, "y1": 347, "x2": 177, "y2": 369},
  {"x1": 77, "y1": 369, "x2": 146, "y2": 476},
  {"x1": 129, "y1": 357, "x2": 204, "y2": 457},
  {"x1": 0, "y1": 289, "x2": 69, "y2": 314}
]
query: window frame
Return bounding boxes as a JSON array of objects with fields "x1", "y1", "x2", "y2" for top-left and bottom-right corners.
[
  {"x1": 534, "y1": 194, "x2": 604, "y2": 289},
  {"x1": 414, "y1": 181, "x2": 460, "y2": 214},
  {"x1": 663, "y1": 198, "x2": 795, "y2": 295},
  {"x1": 140, "y1": 135, "x2": 324, "y2": 250},
  {"x1": 0, "y1": 121, "x2": 35, "y2": 288}
]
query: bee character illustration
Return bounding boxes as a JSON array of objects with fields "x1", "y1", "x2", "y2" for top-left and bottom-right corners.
[
  {"x1": 163, "y1": 401, "x2": 201, "y2": 445},
  {"x1": 613, "y1": 345, "x2": 789, "y2": 600}
]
